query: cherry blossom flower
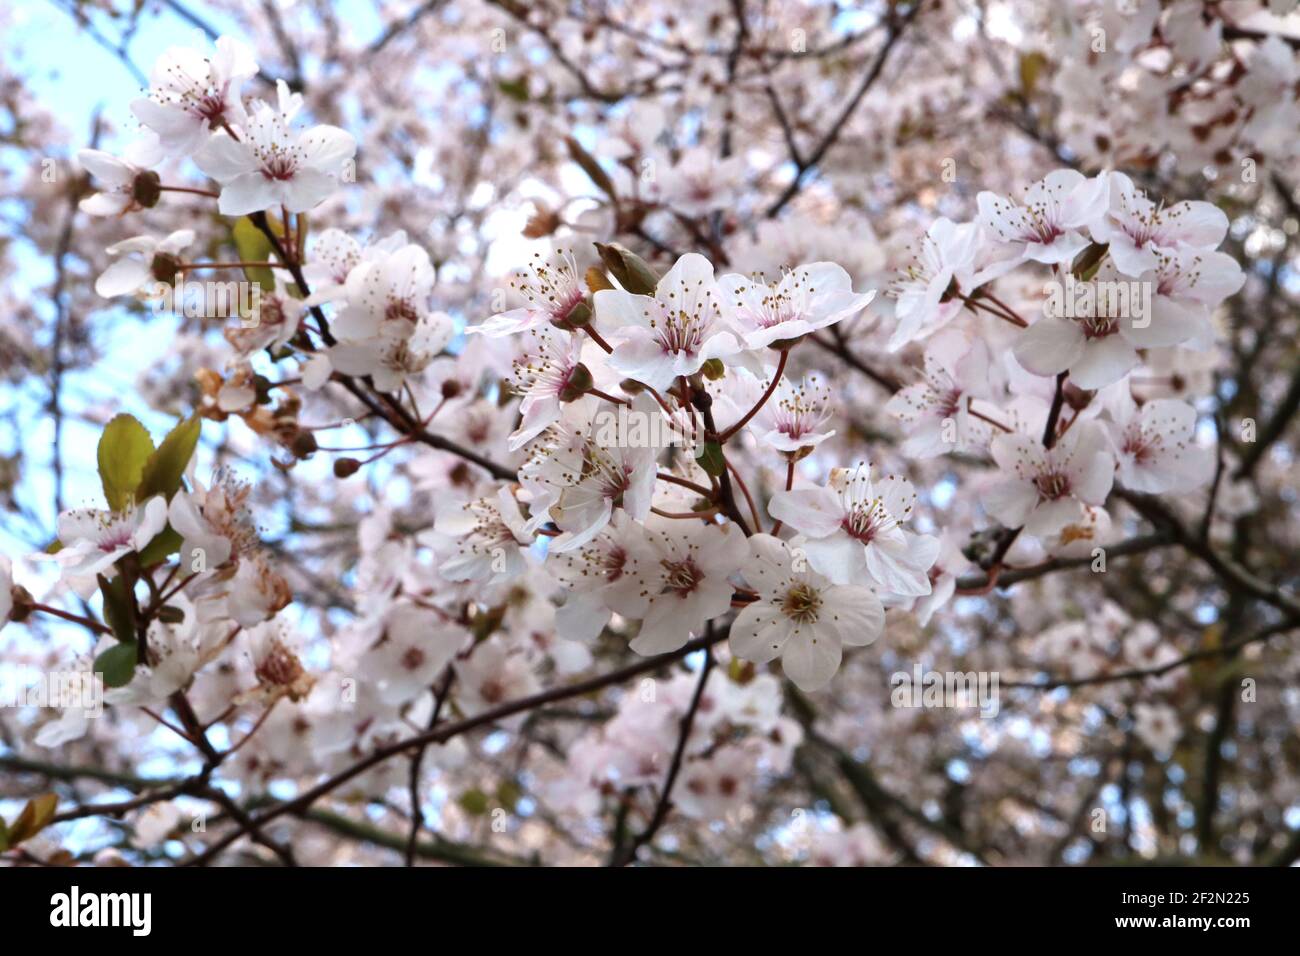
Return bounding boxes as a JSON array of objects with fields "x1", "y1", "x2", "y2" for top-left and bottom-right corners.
[
  {"x1": 328, "y1": 310, "x2": 454, "y2": 392},
  {"x1": 77, "y1": 149, "x2": 155, "y2": 217},
  {"x1": 659, "y1": 146, "x2": 746, "y2": 217},
  {"x1": 1013, "y1": 265, "x2": 1146, "y2": 390},
  {"x1": 1133, "y1": 702, "x2": 1181, "y2": 753},
  {"x1": 730, "y1": 535, "x2": 884, "y2": 691},
  {"x1": 768, "y1": 465, "x2": 938, "y2": 596},
  {"x1": 886, "y1": 332, "x2": 994, "y2": 458},
  {"x1": 129, "y1": 36, "x2": 258, "y2": 159},
  {"x1": 1102, "y1": 391, "x2": 1208, "y2": 494},
  {"x1": 433, "y1": 486, "x2": 533, "y2": 582},
  {"x1": 454, "y1": 636, "x2": 541, "y2": 729},
  {"x1": 977, "y1": 169, "x2": 1108, "y2": 265},
  {"x1": 94, "y1": 229, "x2": 195, "y2": 299},
  {"x1": 888, "y1": 218, "x2": 981, "y2": 351},
  {"x1": 52, "y1": 497, "x2": 168, "y2": 579},
  {"x1": 609, "y1": 521, "x2": 744, "y2": 655},
  {"x1": 195, "y1": 96, "x2": 355, "y2": 215},
  {"x1": 469, "y1": 247, "x2": 588, "y2": 337},
  {"x1": 1090, "y1": 171, "x2": 1230, "y2": 277},
  {"x1": 1143, "y1": 247, "x2": 1245, "y2": 348},
  {"x1": 983, "y1": 422, "x2": 1115, "y2": 538},
  {"x1": 506, "y1": 327, "x2": 589, "y2": 451},
  {"x1": 544, "y1": 396, "x2": 661, "y2": 551},
  {"x1": 753, "y1": 372, "x2": 837, "y2": 454},
  {"x1": 720, "y1": 262, "x2": 875, "y2": 350},
  {"x1": 549, "y1": 513, "x2": 653, "y2": 643},
  {"x1": 597, "y1": 252, "x2": 742, "y2": 390},
  {"x1": 361, "y1": 602, "x2": 464, "y2": 705}
]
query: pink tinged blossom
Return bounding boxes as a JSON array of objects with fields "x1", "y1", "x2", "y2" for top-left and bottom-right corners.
[
  {"x1": 549, "y1": 513, "x2": 654, "y2": 643},
  {"x1": 609, "y1": 522, "x2": 744, "y2": 656},
  {"x1": 598, "y1": 252, "x2": 741, "y2": 391},
  {"x1": 719, "y1": 262, "x2": 875, "y2": 350},
  {"x1": 885, "y1": 333, "x2": 993, "y2": 458},
  {"x1": 768, "y1": 465, "x2": 939, "y2": 597},
  {"x1": 1103, "y1": 393, "x2": 1208, "y2": 494},
  {"x1": 1133, "y1": 702, "x2": 1181, "y2": 753},
  {"x1": 983, "y1": 422, "x2": 1115, "y2": 538},
  {"x1": 329, "y1": 310, "x2": 453, "y2": 392},
  {"x1": 470, "y1": 247, "x2": 587, "y2": 337},
  {"x1": 77, "y1": 149, "x2": 153, "y2": 217},
  {"x1": 1141, "y1": 248, "x2": 1245, "y2": 349},
  {"x1": 435, "y1": 486, "x2": 533, "y2": 582},
  {"x1": 94, "y1": 229, "x2": 195, "y2": 299},
  {"x1": 129, "y1": 36, "x2": 258, "y2": 159},
  {"x1": 1014, "y1": 267, "x2": 1147, "y2": 390},
  {"x1": 195, "y1": 98, "x2": 356, "y2": 216},
  {"x1": 362, "y1": 603, "x2": 464, "y2": 705},
  {"x1": 548, "y1": 395, "x2": 661, "y2": 552},
  {"x1": 506, "y1": 328, "x2": 587, "y2": 451},
  {"x1": 753, "y1": 373, "x2": 836, "y2": 453},
  {"x1": 730, "y1": 534, "x2": 884, "y2": 692},
  {"x1": 977, "y1": 169, "x2": 1108, "y2": 265},
  {"x1": 52, "y1": 497, "x2": 169, "y2": 579},
  {"x1": 888, "y1": 218, "x2": 981, "y2": 351},
  {"x1": 453, "y1": 637, "x2": 540, "y2": 730},
  {"x1": 333, "y1": 243, "x2": 436, "y2": 339},
  {"x1": 301, "y1": 228, "x2": 362, "y2": 304},
  {"x1": 659, "y1": 146, "x2": 746, "y2": 217},
  {"x1": 1090, "y1": 171, "x2": 1229, "y2": 277}
]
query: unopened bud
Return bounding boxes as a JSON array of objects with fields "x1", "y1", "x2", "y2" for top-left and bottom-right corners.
[
  {"x1": 290, "y1": 430, "x2": 318, "y2": 459},
  {"x1": 333, "y1": 457, "x2": 361, "y2": 478},
  {"x1": 523, "y1": 203, "x2": 561, "y2": 239}
]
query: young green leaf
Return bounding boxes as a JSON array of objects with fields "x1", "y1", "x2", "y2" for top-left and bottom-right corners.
[
  {"x1": 136, "y1": 416, "x2": 201, "y2": 503},
  {"x1": 232, "y1": 215, "x2": 277, "y2": 295},
  {"x1": 97, "y1": 414, "x2": 155, "y2": 511},
  {"x1": 97, "y1": 572, "x2": 136, "y2": 643},
  {"x1": 94, "y1": 641, "x2": 139, "y2": 689}
]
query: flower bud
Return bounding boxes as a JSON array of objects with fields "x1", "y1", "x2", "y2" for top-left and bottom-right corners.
[
  {"x1": 333, "y1": 457, "x2": 362, "y2": 478},
  {"x1": 290, "y1": 429, "x2": 318, "y2": 459}
]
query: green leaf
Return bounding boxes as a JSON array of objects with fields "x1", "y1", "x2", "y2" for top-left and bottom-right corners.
[
  {"x1": 496, "y1": 77, "x2": 529, "y2": 102},
  {"x1": 232, "y1": 216, "x2": 277, "y2": 296},
  {"x1": 695, "y1": 440, "x2": 726, "y2": 478},
  {"x1": 1018, "y1": 50, "x2": 1048, "y2": 98},
  {"x1": 97, "y1": 573, "x2": 135, "y2": 643},
  {"x1": 495, "y1": 780, "x2": 523, "y2": 813},
  {"x1": 457, "y1": 789, "x2": 490, "y2": 816},
  {"x1": 97, "y1": 414, "x2": 155, "y2": 511},
  {"x1": 94, "y1": 641, "x2": 138, "y2": 689},
  {"x1": 594, "y1": 242, "x2": 658, "y2": 295},
  {"x1": 136, "y1": 416, "x2": 201, "y2": 503},
  {"x1": 136, "y1": 525, "x2": 183, "y2": 568}
]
